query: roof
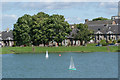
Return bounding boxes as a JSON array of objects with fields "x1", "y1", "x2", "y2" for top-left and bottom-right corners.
[
  {"x1": 2, "y1": 30, "x2": 13, "y2": 40},
  {"x1": 114, "y1": 19, "x2": 120, "y2": 24},
  {"x1": 85, "y1": 19, "x2": 120, "y2": 34},
  {"x1": 85, "y1": 20, "x2": 112, "y2": 26},
  {"x1": 88, "y1": 24, "x2": 120, "y2": 34},
  {"x1": 67, "y1": 28, "x2": 78, "y2": 38}
]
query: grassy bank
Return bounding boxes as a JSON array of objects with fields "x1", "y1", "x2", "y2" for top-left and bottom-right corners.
[{"x1": 1, "y1": 46, "x2": 119, "y2": 54}]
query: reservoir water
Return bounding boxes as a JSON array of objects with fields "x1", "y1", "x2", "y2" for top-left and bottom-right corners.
[{"x1": 2, "y1": 52, "x2": 118, "y2": 78}]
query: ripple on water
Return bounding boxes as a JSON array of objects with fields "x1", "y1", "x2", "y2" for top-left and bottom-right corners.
[{"x1": 2, "y1": 52, "x2": 118, "y2": 78}]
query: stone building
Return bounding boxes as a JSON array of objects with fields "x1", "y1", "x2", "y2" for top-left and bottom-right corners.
[
  {"x1": 85, "y1": 16, "x2": 120, "y2": 43},
  {"x1": 0, "y1": 30, "x2": 14, "y2": 47},
  {"x1": 63, "y1": 16, "x2": 120, "y2": 46}
]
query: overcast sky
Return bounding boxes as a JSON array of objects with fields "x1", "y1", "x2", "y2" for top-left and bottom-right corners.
[{"x1": 1, "y1": 2, "x2": 118, "y2": 31}]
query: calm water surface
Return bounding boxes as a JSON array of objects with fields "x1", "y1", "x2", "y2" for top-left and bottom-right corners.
[{"x1": 2, "y1": 52, "x2": 118, "y2": 78}]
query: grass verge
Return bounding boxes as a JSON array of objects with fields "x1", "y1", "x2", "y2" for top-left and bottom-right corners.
[{"x1": 1, "y1": 46, "x2": 119, "y2": 54}]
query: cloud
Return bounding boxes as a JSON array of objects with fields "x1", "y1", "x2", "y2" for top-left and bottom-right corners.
[
  {"x1": 99, "y1": 2, "x2": 118, "y2": 13},
  {"x1": 3, "y1": 14, "x2": 17, "y2": 19},
  {"x1": 2, "y1": 2, "x2": 75, "y2": 11},
  {"x1": 99, "y1": 2, "x2": 118, "y2": 9},
  {"x1": 2, "y1": 14, "x2": 18, "y2": 30},
  {"x1": 96, "y1": 2, "x2": 118, "y2": 15},
  {"x1": 1, "y1": 0, "x2": 120, "y2": 2},
  {"x1": 65, "y1": 17, "x2": 84, "y2": 24},
  {"x1": 44, "y1": 2, "x2": 74, "y2": 9},
  {"x1": 1, "y1": 2, "x2": 118, "y2": 30},
  {"x1": 3, "y1": 2, "x2": 118, "y2": 13}
]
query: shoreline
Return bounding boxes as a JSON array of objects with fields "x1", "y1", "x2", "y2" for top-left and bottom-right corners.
[
  {"x1": 13, "y1": 51, "x2": 91, "y2": 54},
  {"x1": 1, "y1": 46, "x2": 119, "y2": 54},
  {"x1": 2, "y1": 51, "x2": 119, "y2": 54}
]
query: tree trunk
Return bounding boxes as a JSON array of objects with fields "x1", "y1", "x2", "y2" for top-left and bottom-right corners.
[
  {"x1": 71, "y1": 40, "x2": 73, "y2": 46},
  {"x1": 80, "y1": 41, "x2": 83, "y2": 46},
  {"x1": 75, "y1": 40, "x2": 76, "y2": 46},
  {"x1": 84, "y1": 41, "x2": 87, "y2": 46},
  {"x1": 61, "y1": 42, "x2": 62, "y2": 46},
  {"x1": 52, "y1": 41, "x2": 53, "y2": 44},
  {"x1": 43, "y1": 42, "x2": 45, "y2": 47},
  {"x1": 52, "y1": 41, "x2": 53, "y2": 46}
]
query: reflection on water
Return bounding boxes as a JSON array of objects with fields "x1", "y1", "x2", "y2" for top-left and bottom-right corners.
[{"x1": 2, "y1": 52, "x2": 118, "y2": 78}]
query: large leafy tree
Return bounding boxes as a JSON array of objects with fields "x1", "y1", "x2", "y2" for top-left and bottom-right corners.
[
  {"x1": 13, "y1": 14, "x2": 32, "y2": 46},
  {"x1": 73, "y1": 23, "x2": 93, "y2": 45},
  {"x1": 31, "y1": 12, "x2": 50, "y2": 46},
  {"x1": 31, "y1": 12, "x2": 57, "y2": 46},
  {"x1": 50, "y1": 14, "x2": 71, "y2": 46},
  {"x1": 13, "y1": 12, "x2": 71, "y2": 46}
]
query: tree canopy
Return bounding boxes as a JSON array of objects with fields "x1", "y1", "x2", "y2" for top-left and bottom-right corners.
[
  {"x1": 50, "y1": 14, "x2": 71, "y2": 45},
  {"x1": 13, "y1": 14, "x2": 32, "y2": 46},
  {"x1": 72, "y1": 23, "x2": 93, "y2": 45},
  {"x1": 13, "y1": 12, "x2": 71, "y2": 46},
  {"x1": 92, "y1": 17, "x2": 109, "y2": 21}
]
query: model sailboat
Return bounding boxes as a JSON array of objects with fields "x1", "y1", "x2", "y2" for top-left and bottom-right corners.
[
  {"x1": 46, "y1": 51, "x2": 49, "y2": 59},
  {"x1": 69, "y1": 56, "x2": 76, "y2": 70}
]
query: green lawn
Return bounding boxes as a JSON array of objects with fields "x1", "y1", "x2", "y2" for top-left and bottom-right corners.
[{"x1": 1, "y1": 45, "x2": 119, "y2": 54}]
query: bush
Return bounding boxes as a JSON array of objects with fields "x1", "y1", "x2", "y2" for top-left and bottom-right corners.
[
  {"x1": 100, "y1": 40, "x2": 108, "y2": 46},
  {"x1": 113, "y1": 40, "x2": 117, "y2": 44},
  {"x1": 108, "y1": 40, "x2": 112, "y2": 44},
  {"x1": 118, "y1": 39, "x2": 120, "y2": 43},
  {"x1": 12, "y1": 41, "x2": 16, "y2": 47}
]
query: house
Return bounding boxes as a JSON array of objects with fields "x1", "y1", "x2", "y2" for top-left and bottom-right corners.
[
  {"x1": 0, "y1": 30, "x2": 14, "y2": 47},
  {"x1": 63, "y1": 15, "x2": 120, "y2": 46},
  {"x1": 85, "y1": 16, "x2": 120, "y2": 43}
]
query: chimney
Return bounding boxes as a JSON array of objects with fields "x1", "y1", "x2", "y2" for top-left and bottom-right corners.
[
  {"x1": 112, "y1": 21, "x2": 116, "y2": 25},
  {"x1": 6, "y1": 28, "x2": 9, "y2": 32},
  {"x1": 111, "y1": 16, "x2": 114, "y2": 20},
  {"x1": 71, "y1": 26, "x2": 75, "y2": 29},
  {"x1": 118, "y1": 12, "x2": 120, "y2": 16},
  {"x1": 85, "y1": 19, "x2": 89, "y2": 22}
]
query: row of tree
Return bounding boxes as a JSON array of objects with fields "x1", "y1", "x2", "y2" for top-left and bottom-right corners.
[{"x1": 13, "y1": 12, "x2": 92, "y2": 46}]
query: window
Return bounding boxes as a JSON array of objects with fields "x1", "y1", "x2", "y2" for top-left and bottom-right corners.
[{"x1": 98, "y1": 28, "x2": 100, "y2": 31}]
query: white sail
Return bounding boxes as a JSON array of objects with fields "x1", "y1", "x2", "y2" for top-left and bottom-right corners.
[
  {"x1": 46, "y1": 51, "x2": 49, "y2": 58},
  {"x1": 69, "y1": 56, "x2": 76, "y2": 70}
]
